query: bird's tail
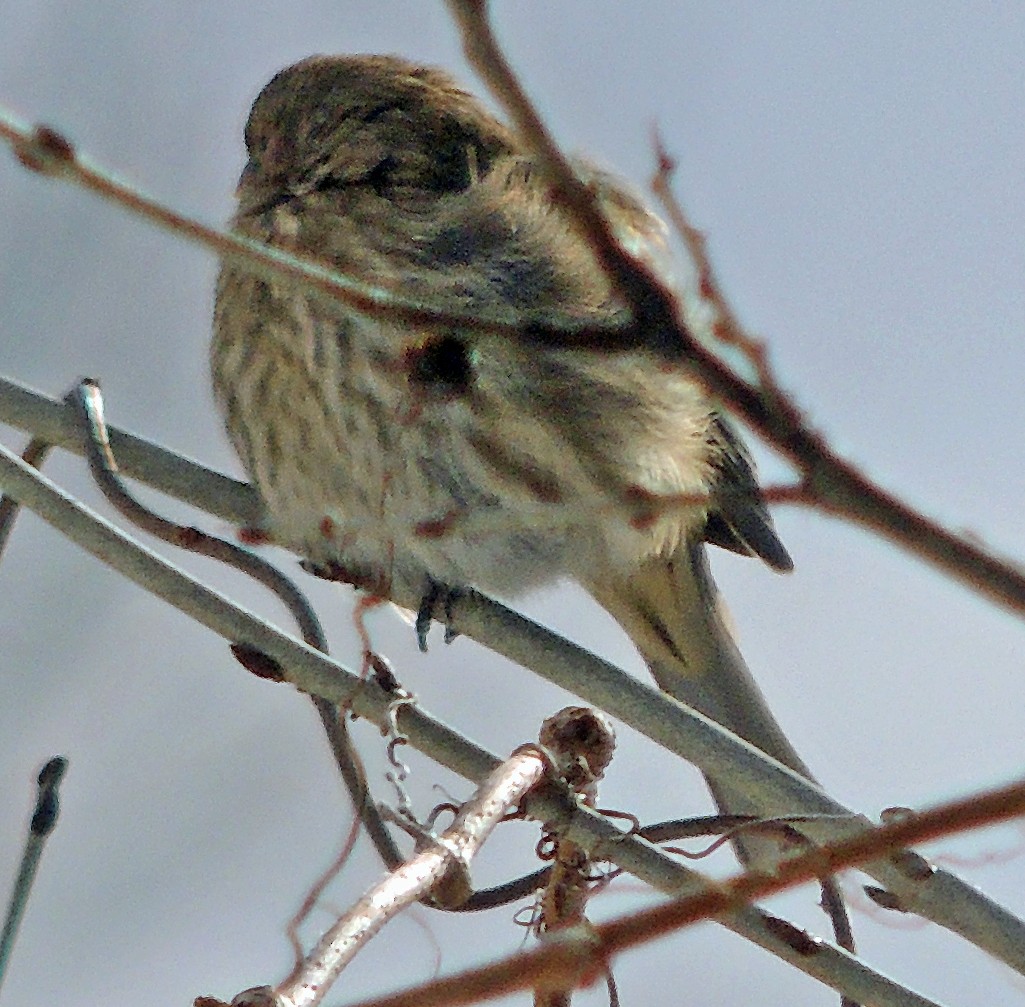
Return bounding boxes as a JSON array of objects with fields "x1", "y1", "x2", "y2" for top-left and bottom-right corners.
[{"x1": 583, "y1": 542, "x2": 812, "y2": 866}]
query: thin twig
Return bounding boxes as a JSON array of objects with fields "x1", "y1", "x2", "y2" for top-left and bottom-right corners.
[
  {"x1": 285, "y1": 818, "x2": 365, "y2": 971},
  {"x1": 0, "y1": 112, "x2": 642, "y2": 355},
  {"x1": 0, "y1": 422, "x2": 1021, "y2": 979},
  {"x1": 0, "y1": 438, "x2": 52, "y2": 564},
  {"x1": 534, "y1": 709, "x2": 617, "y2": 1007},
  {"x1": 0, "y1": 16, "x2": 1017, "y2": 1004},
  {"x1": 445, "y1": 0, "x2": 683, "y2": 352},
  {"x1": 450, "y1": 15, "x2": 860, "y2": 982},
  {"x1": 0, "y1": 442, "x2": 956, "y2": 1004},
  {"x1": 434, "y1": 812, "x2": 846, "y2": 910},
  {"x1": 67, "y1": 378, "x2": 405, "y2": 874},
  {"x1": 0, "y1": 757, "x2": 68, "y2": 995},
  {"x1": 649, "y1": 140, "x2": 1025, "y2": 613},
  {"x1": 3, "y1": 97, "x2": 1025, "y2": 614},
  {"x1": 444, "y1": 2, "x2": 1025, "y2": 625},
  {"x1": 338, "y1": 772, "x2": 1025, "y2": 1007},
  {"x1": 242, "y1": 746, "x2": 548, "y2": 1007}
]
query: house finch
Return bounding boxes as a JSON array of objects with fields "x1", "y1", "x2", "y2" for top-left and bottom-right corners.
[{"x1": 212, "y1": 55, "x2": 811, "y2": 857}]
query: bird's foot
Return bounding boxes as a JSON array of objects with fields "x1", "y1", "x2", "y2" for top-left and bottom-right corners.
[{"x1": 415, "y1": 580, "x2": 463, "y2": 652}]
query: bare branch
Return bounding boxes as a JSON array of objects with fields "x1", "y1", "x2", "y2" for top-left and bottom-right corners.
[
  {"x1": 2, "y1": 14, "x2": 1023, "y2": 1002},
  {"x1": 4, "y1": 97, "x2": 1024, "y2": 620},
  {"x1": 0, "y1": 437, "x2": 970, "y2": 1003},
  {"x1": 444, "y1": 3, "x2": 1025, "y2": 625},
  {"x1": 272, "y1": 747, "x2": 545, "y2": 1007},
  {"x1": 338, "y1": 772, "x2": 1025, "y2": 1007},
  {"x1": 0, "y1": 437, "x2": 52, "y2": 563},
  {"x1": 65, "y1": 378, "x2": 406, "y2": 872},
  {"x1": 0, "y1": 110, "x2": 634, "y2": 353},
  {"x1": 0, "y1": 757, "x2": 68, "y2": 995},
  {"x1": 445, "y1": 0, "x2": 681, "y2": 346}
]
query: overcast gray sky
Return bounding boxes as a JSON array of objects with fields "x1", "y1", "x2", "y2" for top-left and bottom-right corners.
[{"x1": 2, "y1": 4, "x2": 1025, "y2": 1005}]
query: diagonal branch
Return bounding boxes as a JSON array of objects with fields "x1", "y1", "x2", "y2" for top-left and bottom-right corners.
[
  {"x1": 445, "y1": 0, "x2": 1025, "y2": 623},
  {"x1": 3, "y1": 99, "x2": 1024, "y2": 618},
  {"x1": 336, "y1": 771, "x2": 1025, "y2": 1007},
  {"x1": 0, "y1": 438, "x2": 951, "y2": 1006},
  {"x1": 0, "y1": 111, "x2": 640, "y2": 354},
  {"x1": 66, "y1": 378, "x2": 404, "y2": 873},
  {"x1": 1, "y1": 406, "x2": 1023, "y2": 999},
  {"x1": 3, "y1": 18, "x2": 1024, "y2": 997}
]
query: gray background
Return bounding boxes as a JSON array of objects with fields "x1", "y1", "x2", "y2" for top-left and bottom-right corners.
[{"x1": 2, "y1": 4, "x2": 1025, "y2": 1005}]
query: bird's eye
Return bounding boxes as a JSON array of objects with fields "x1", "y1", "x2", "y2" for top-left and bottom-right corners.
[{"x1": 406, "y1": 334, "x2": 474, "y2": 397}]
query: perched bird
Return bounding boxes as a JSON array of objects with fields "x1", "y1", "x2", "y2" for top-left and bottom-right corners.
[{"x1": 212, "y1": 54, "x2": 812, "y2": 858}]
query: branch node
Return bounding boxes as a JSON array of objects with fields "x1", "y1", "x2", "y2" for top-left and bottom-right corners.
[
  {"x1": 762, "y1": 914, "x2": 823, "y2": 957},
  {"x1": 14, "y1": 124, "x2": 76, "y2": 176}
]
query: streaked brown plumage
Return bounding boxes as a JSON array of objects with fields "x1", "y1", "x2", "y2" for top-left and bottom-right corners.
[{"x1": 212, "y1": 54, "x2": 811, "y2": 860}]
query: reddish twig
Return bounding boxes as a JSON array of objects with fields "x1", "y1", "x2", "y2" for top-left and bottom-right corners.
[{"x1": 335, "y1": 771, "x2": 1025, "y2": 1007}]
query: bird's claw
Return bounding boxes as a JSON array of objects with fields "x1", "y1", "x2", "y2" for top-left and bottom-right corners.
[{"x1": 415, "y1": 581, "x2": 462, "y2": 652}]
